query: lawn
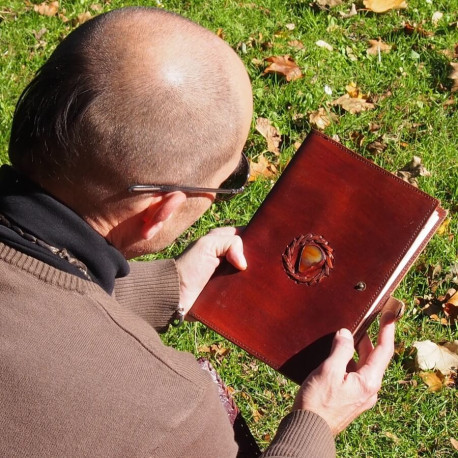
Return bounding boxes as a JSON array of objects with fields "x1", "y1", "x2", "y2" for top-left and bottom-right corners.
[{"x1": 1, "y1": 0, "x2": 457, "y2": 456}]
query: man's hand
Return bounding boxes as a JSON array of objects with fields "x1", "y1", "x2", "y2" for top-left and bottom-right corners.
[
  {"x1": 292, "y1": 310, "x2": 396, "y2": 435},
  {"x1": 175, "y1": 227, "x2": 246, "y2": 317}
]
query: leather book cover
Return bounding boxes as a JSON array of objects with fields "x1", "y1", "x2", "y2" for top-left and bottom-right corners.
[{"x1": 190, "y1": 130, "x2": 446, "y2": 384}]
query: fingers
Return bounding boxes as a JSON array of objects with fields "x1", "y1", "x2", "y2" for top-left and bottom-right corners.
[
  {"x1": 358, "y1": 311, "x2": 395, "y2": 382},
  {"x1": 322, "y1": 328, "x2": 355, "y2": 378},
  {"x1": 355, "y1": 332, "x2": 374, "y2": 370}
]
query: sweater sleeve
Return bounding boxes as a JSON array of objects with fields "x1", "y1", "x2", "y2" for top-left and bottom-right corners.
[
  {"x1": 261, "y1": 410, "x2": 336, "y2": 458},
  {"x1": 113, "y1": 259, "x2": 180, "y2": 332},
  {"x1": 115, "y1": 261, "x2": 336, "y2": 458}
]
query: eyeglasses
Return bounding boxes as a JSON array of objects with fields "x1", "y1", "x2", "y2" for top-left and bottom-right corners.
[{"x1": 128, "y1": 152, "x2": 250, "y2": 202}]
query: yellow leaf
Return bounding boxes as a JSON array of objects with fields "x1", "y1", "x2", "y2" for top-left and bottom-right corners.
[
  {"x1": 437, "y1": 217, "x2": 450, "y2": 236},
  {"x1": 363, "y1": 0, "x2": 407, "y2": 13},
  {"x1": 252, "y1": 407, "x2": 263, "y2": 423},
  {"x1": 345, "y1": 82, "x2": 361, "y2": 98},
  {"x1": 249, "y1": 155, "x2": 277, "y2": 182},
  {"x1": 419, "y1": 371, "x2": 443, "y2": 392}
]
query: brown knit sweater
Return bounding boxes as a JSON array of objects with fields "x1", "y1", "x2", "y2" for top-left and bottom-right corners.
[{"x1": 0, "y1": 243, "x2": 335, "y2": 457}]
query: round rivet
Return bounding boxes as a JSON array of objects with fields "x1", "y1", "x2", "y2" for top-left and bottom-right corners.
[{"x1": 355, "y1": 282, "x2": 366, "y2": 291}]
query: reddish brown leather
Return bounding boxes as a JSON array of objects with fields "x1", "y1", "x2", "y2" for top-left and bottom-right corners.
[{"x1": 190, "y1": 130, "x2": 446, "y2": 384}]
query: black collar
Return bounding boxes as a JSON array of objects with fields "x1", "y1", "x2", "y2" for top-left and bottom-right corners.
[{"x1": 0, "y1": 165, "x2": 129, "y2": 294}]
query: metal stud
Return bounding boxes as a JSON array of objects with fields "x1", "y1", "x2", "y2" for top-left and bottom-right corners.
[{"x1": 355, "y1": 282, "x2": 366, "y2": 291}]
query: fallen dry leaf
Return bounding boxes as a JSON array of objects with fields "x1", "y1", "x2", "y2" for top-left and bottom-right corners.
[
  {"x1": 73, "y1": 11, "x2": 92, "y2": 26},
  {"x1": 198, "y1": 343, "x2": 230, "y2": 357},
  {"x1": 249, "y1": 155, "x2": 278, "y2": 182},
  {"x1": 345, "y1": 81, "x2": 362, "y2": 98},
  {"x1": 331, "y1": 94, "x2": 375, "y2": 114},
  {"x1": 419, "y1": 370, "x2": 443, "y2": 392},
  {"x1": 451, "y1": 438, "x2": 458, "y2": 451},
  {"x1": 316, "y1": 40, "x2": 333, "y2": 51},
  {"x1": 367, "y1": 139, "x2": 388, "y2": 155},
  {"x1": 403, "y1": 23, "x2": 434, "y2": 38},
  {"x1": 316, "y1": 0, "x2": 343, "y2": 7},
  {"x1": 417, "y1": 289, "x2": 458, "y2": 324},
  {"x1": 34, "y1": 1, "x2": 59, "y2": 16},
  {"x1": 441, "y1": 44, "x2": 458, "y2": 60},
  {"x1": 384, "y1": 431, "x2": 401, "y2": 445},
  {"x1": 288, "y1": 40, "x2": 305, "y2": 50},
  {"x1": 396, "y1": 156, "x2": 431, "y2": 187},
  {"x1": 437, "y1": 217, "x2": 451, "y2": 236},
  {"x1": 340, "y1": 3, "x2": 358, "y2": 18},
  {"x1": 444, "y1": 291, "x2": 458, "y2": 324},
  {"x1": 264, "y1": 55, "x2": 302, "y2": 82},
  {"x1": 367, "y1": 39, "x2": 392, "y2": 56},
  {"x1": 413, "y1": 340, "x2": 458, "y2": 375},
  {"x1": 309, "y1": 108, "x2": 338, "y2": 130},
  {"x1": 363, "y1": 0, "x2": 407, "y2": 13},
  {"x1": 33, "y1": 28, "x2": 48, "y2": 40},
  {"x1": 346, "y1": 46, "x2": 358, "y2": 61},
  {"x1": 432, "y1": 11, "x2": 443, "y2": 26},
  {"x1": 255, "y1": 118, "x2": 281, "y2": 155},
  {"x1": 252, "y1": 407, "x2": 263, "y2": 423},
  {"x1": 450, "y1": 63, "x2": 458, "y2": 92},
  {"x1": 350, "y1": 131, "x2": 365, "y2": 147},
  {"x1": 444, "y1": 289, "x2": 458, "y2": 306},
  {"x1": 369, "y1": 122, "x2": 382, "y2": 132},
  {"x1": 58, "y1": 12, "x2": 69, "y2": 23}
]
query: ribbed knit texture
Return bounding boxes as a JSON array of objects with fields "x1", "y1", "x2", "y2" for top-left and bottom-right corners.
[
  {"x1": 1, "y1": 243, "x2": 336, "y2": 457},
  {"x1": 263, "y1": 410, "x2": 336, "y2": 457},
  {"x1": 114, "y1": 259, "x2": 180, "y2": 332}
]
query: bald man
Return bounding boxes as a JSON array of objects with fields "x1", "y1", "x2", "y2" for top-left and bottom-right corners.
[{"x1": 0, "y1": 7, "x2": 395, "y2": 457}]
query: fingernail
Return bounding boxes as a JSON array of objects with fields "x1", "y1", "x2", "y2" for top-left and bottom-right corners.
[
  {"x1": 381, "y1": 311, "x2": 396, "y2": 323},
  {"x1": 381, "y1": 298, "x2": 405, "y2": 321},
  {"x1": 338, "y1": 328, "x2": 353, "y2": 339}
]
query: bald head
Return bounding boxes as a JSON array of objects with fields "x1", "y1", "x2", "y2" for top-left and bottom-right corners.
[{"x1": 9, "y1": 7, "x2": 252, "y2": 211}]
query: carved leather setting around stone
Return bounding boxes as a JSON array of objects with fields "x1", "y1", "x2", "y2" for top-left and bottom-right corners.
[{"x1": 282, "y1": 234, "x2": 334, "y2": 285}]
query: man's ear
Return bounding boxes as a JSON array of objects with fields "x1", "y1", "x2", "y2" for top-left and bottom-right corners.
[{"x1": 141, "y1": 192, "x2": 187, "y2": 240}]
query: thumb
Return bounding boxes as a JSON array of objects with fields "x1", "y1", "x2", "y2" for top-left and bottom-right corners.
[{"x1": 224, "y1": 236, "x2": 247, "y2": 271}]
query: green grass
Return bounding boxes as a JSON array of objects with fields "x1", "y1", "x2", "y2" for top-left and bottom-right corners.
[{"x1": 1, "y1": 0, "x2": 457, "y2": 456}]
